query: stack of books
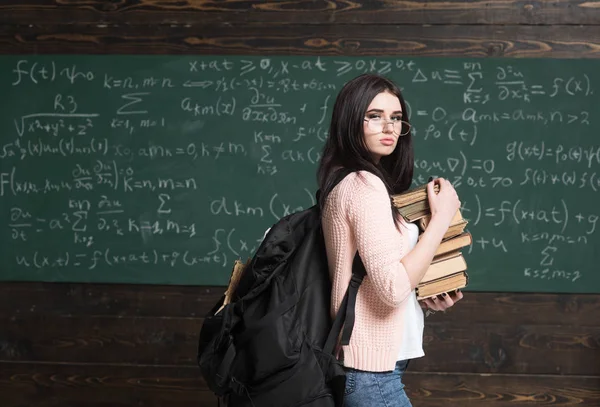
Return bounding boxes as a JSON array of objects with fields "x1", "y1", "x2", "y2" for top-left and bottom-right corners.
[
  {"x1": 392, "y1": 183, "x2": 439, "y2": 222},
  {"x1": 392, "y1": 183, "x2": 472, "y2": 300}
]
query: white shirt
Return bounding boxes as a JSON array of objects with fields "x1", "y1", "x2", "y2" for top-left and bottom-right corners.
[{"x1": 397, "y1": 222, "x2": 425, "y2": 361}]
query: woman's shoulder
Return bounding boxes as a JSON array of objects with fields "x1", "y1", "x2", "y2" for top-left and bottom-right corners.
[
  {"x1": 325, "y1": 170, "x2": 389, "y2": 212},
  {"x1": 338, "y1": 170, "x2": 387, "y2": 193}
]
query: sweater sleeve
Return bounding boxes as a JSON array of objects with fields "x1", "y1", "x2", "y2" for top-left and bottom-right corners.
[{"x1": 343, "y1": 171, "x2": 413, "y2": 307}]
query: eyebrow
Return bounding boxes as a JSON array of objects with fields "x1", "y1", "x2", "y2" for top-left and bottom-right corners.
[{"x1": 366, "y1": 108, "x2": 403, "y2": 117}]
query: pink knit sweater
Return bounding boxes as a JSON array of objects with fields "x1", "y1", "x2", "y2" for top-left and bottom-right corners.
[{"x1": 322, "y1": 171, "x2": 413, "y2": 372}]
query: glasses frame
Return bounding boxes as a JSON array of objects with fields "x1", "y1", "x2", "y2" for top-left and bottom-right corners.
[{"x1": 363, "y1": 117, "x2": 411, "y2": 137}]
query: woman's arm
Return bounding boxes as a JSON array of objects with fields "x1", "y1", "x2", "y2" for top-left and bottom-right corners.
[
  {"x1": 344, "y1": 172, "x2": 413, "y2": 307},
  {"x1": 400, "y1": 178, "x2": 461, "y2": 288},
  {"x1": 344, "y1": 174, "x2": 460, "y2": 305}
]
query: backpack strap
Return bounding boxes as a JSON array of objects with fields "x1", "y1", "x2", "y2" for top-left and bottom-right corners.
[
  {"x1": 321, "y1": 167, "x2": 369, "y2": 354},
  {"x1": 323, "y1": 254, "x2": 366, "y2": 355},
  {"x1": 339, "y1": 255, "x2": 366, "y2": 345}
]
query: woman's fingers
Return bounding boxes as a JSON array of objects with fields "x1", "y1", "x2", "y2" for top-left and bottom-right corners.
[
  {"x1": 423, "y1": 290, "x2": 463, "y2": 311},
  {"x1": 423, "y1": 295, "x2": 447, "y2": 311},
  {"x1": 426, "y1": 179, "x2": 436, "y2": 198},
  {"x1": 451, "y1": 289, "x2": 464, "y2": 302},
  {"x1": 424, "y1": 298, "x2": 436, "y2": 310},
  {"x1": 438, "y1": 292, "x2": 455, "y2": 308}
]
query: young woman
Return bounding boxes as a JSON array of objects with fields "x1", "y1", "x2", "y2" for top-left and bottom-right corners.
[{"x1": 317, "y1": 73, "x2": 464, "y2": 406}]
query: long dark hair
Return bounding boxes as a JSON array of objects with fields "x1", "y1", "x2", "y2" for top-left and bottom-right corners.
[{"x1": 317, "y1": 73, "x2": 414, "y2": 215}]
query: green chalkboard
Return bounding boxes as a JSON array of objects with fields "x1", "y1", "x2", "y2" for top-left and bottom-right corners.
[{"x1": 1, "y1": 55, "x2": 598, "y2": 293}]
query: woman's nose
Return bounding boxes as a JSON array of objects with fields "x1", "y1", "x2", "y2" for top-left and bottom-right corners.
[{"x1": 382, "y1": 122, "x2": 394, "y2": 133}]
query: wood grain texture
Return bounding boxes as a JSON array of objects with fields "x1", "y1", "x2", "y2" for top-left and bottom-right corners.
[
  {"x1": 1, "y1": 0, "x2": 600, "y2": 26},
  {"x1": 2, "y1": 282, "x2": 598, "y2": 324},
  {"x1": 1, "y1": 283, "x2": 599, "y2": 376},
  {"x1": 1, "y1": 314, "x2": 598, "y2": 375},
  {"x1": 1, "y1": 24, "x2": 600, "y2": 57},
  {"x1": 414, "y1": 323, "x2": 600, "y2": 375},
  {"x1": 0, "y1": 282, "x2": 220, "y2": 318},
  {"x1": 0, "y1": 315, "x2": 202, "y2": 365},
  {"x1": 1, "y1": 363, "x2": 598, "y2": 407},
  {"x1": 403, "y1": 373, "x2": 600, "y2": 407},
  {"x1": 0, "y1": 363, "x2": 211, "y2": 407}
]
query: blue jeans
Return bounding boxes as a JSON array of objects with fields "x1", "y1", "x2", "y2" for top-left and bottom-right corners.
[{"x1": 343, "y1": 360, "x2": 412, "y2": 407}]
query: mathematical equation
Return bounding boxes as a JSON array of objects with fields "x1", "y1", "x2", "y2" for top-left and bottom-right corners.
[{"x1": 2, "y1": 55, "x2": 599, "y2": 290}]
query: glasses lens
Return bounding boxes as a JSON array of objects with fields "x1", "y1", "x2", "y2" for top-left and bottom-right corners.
[
  {"x1": 367, "y1": 119, "x2": 381, "y2": 133},
  {"x1": 393, "y1": 122, "x2": 403, "y2": 135},
  {"x1": 397, "y1": 121, "x2": 410, "y2": 136},
  {"x1": 366, "y1": 118, "x2": 410, "y2": 136}
]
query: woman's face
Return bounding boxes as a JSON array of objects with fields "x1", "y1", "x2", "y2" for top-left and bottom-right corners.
[{"x1": 362, "y1": 91, "x2": 404, "y2": 163}]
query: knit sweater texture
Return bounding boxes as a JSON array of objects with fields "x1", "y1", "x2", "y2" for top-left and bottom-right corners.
[{"x1": 322, "y1": 171, "x2": 413, "y2": 372}]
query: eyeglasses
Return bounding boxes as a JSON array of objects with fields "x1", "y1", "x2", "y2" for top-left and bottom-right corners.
[{"x1": 364, "y1": 117, "x2": 411, "y2": 136}]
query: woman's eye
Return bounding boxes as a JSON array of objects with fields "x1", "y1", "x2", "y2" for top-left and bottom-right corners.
[
  {"x1": 391, "y1": 116, "x2": 403, "y2": 122},
  {"x1": 367, "y1": 114, "x2": 381, "y2": 120}
]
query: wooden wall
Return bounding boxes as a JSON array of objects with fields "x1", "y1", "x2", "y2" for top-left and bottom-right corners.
[{"x1": 1, "y1": 1, "x2": 599, "y2": 406}]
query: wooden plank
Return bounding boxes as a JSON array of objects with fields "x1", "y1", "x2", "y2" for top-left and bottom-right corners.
[
  {"x1": 1, "y1": 362, "x2": 598, "y2": 407},
  {"x1": 415, "y1": 323, "x2": 600, "y2": 375},
  {"x1": 403, "y1": 372, "x2": 600, "y2": 407},
  {"x1": 0, "y1": 0, "x2": 599, "y2": 26},
  {"x1": 1, "y1": 24, "x2": 600, "y2": 57},
  {"x1": 0, "y1": 362, "x2": 213, "y2": 407},
  {"x1": 424, "y1": 291, "x2": 600, "y2": 326},
  {"x1": 1, "y1": 313, "x2": 598, "y2": 375},
  {"x1": 2, "y1": 282, "x2": 598, "y2": 325},
  {"x1": 0, "y1": 281, "x2": 223, "y2": 318},
  {"x1": 0, "y1": 315, "x2": 203, "y2": 365}
]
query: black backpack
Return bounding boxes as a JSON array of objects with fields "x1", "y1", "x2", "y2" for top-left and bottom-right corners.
[{"x1": 197, "y1": 170, "x2": 366, "y2": 407}]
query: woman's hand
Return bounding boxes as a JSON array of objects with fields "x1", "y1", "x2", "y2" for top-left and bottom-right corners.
[
  {"x1": 420, "y1": 289, "x2": 464, "y2": 313},
  {"x1": 427, "y1": 178, "x2": 461, "y2": 229}
]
